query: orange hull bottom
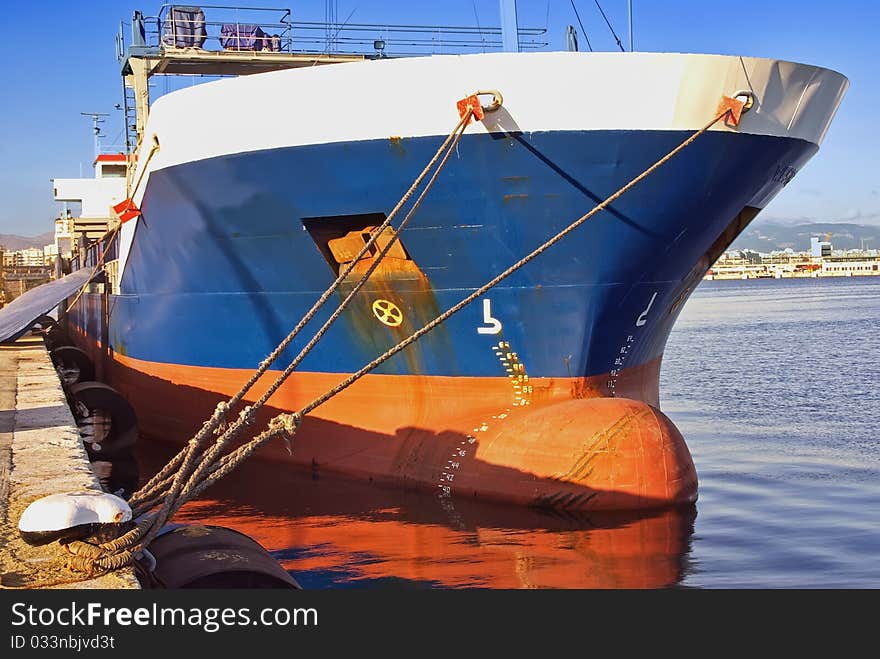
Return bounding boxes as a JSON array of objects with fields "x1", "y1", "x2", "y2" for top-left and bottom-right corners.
[{"x1": 104, "y1": 349, "x2": 697, "y2": 511}]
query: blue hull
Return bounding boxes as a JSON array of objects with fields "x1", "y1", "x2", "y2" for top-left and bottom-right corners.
[{"x1": 77, "y1": 129, "x2": 815, "y2": 386}]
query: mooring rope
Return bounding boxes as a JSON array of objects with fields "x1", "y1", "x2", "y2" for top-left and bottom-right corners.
[
  {"x1": 133, "y1": 107, "x2": 473, "y2": 534},
  {"x1": 60, "y1": 105, "x2": 478, "y2": 571},
  {"x1": 63, "y1": 98, "x2": 741, "y2": 576},
  {"x1": 127, "y1": 109, "x2": 475, "y2": 511}
]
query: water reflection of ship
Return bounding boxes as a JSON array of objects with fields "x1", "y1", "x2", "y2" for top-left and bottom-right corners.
[{"x1": 138, "y1": 441, "x2": 696, "y2": 589}]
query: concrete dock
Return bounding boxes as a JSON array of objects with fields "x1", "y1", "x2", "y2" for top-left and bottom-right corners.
[{"x1": 0, "y1": 333, "x2": 138, "y2": 589}]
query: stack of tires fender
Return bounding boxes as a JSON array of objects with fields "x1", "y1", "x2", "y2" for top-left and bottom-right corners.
[
  {"x1": 35, "y1": 316, "x2": 140, "y2": 500},
  {"x1": 33, "y1": 316, "x2": 301, "y2": 590}
]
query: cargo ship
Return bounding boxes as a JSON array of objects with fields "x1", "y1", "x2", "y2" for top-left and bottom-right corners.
[{"x1": 55, "y1": 4, "x2": 847, "y2": 511}]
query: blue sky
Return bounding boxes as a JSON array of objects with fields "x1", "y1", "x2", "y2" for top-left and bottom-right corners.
[{"x1": 0, "y1": 0, "x2": 876, "y2": 236}]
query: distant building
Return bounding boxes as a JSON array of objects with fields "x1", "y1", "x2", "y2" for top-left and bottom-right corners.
[
  {"x1": 1, "y1": 242, "x2": 57, "y2": 303},
  {"x1": 811, "y1": 236, "x2": 832, "y2": 258},
  {"x1": 741, "y1": 249, "x2": 762, "y2": 264},
  {"x1": 55, "y1": 210, "x2": 75, "y2": 259},
  {"x1": 821, "y1": 257, "x2": 880, "y2": 276},
  {"x1": 5, "y1": 247, "x2": 47, "y2": 267},
  {"x1": 1, "y1": 261, "x2": 53, "y2": 302},
  {"x1": 706, "y1": 237, "x2": 880, "y2": 281},
  {"x1": 43, "y1": 243, "x2": 58, "y2": 263}
]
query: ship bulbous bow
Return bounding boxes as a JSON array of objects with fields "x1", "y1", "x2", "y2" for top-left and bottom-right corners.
[{"x1": 446, "y1": 397, "x2": 697, "y2": 511}]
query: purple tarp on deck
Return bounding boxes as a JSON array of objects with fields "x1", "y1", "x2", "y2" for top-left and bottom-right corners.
[
  {"x1": 162, "y1": 6, "x2": 208, "y2": 48},
  {"x1": 0, "y1": 269, "x2": 92, "y2": 344},
  {"x1": 220, "y1": 23, "x2": 266, "y2": 51}
]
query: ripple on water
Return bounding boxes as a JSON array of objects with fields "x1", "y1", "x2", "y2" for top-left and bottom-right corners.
[{"x1": 663, "y1": 277, "x2": 880, "y2": 587}]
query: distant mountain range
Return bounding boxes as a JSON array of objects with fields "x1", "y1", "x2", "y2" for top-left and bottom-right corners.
[
  {"x1": 0, "y1": 231, "x2": 55, "y2": 251},
  {"x1": 730, "y1": 221, "x2": 879, "y2": 253}
]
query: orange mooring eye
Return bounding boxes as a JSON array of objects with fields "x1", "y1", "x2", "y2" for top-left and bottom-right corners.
[
  {"x1": 113, "y1": 198, "x2": 141, "y2": 223},
  {"x1": 716, "y1": 95, "x2": 746, "y2": 127},
  {"x1": 456, "y1": 95, "x2": 485, "y2": 123}
]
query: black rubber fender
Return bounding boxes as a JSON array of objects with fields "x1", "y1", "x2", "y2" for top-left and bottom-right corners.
[
  {"x1": 30, "y1": 314, "x2": 57, "y2": 331},
  {"x1": 68, "y1": 381, "x2": 138, "y2": 459},
  {"x1": 50, "y1": 345, "x2": 95, "y2": 387},
  {"x1": 43, "y1": 323, "x2": 71, "y2": 352},
  {"x1": 31, "y1": 314, "x2": 69, "y2": 351},
  {"x1": 143, "y1": 525, "x2": 301, "y2": 589}
]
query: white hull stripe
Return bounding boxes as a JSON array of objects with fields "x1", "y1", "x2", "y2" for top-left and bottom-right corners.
[{"x1": 138, "y1": 51, "x2": 847, "y2": 182}]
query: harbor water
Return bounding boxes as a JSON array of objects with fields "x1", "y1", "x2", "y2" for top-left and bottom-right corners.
[{"x1": 136, "y1": 276, "x2": 880, "y2": 588}]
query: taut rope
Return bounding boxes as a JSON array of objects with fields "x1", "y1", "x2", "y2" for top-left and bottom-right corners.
[{"x1": 61, "y1": 94, "x2": 744, "y2": 577}]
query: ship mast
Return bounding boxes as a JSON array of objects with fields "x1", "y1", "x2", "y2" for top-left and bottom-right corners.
[
  {"x1": 499, "y1": 0, "x2": 520, "y2": 52},
  {"x1": 628, "y1": 0, "x2": 633, "y2": 51},
  {"x1": 80, "y1": 112, "x2": 109, "y2": 160}
]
